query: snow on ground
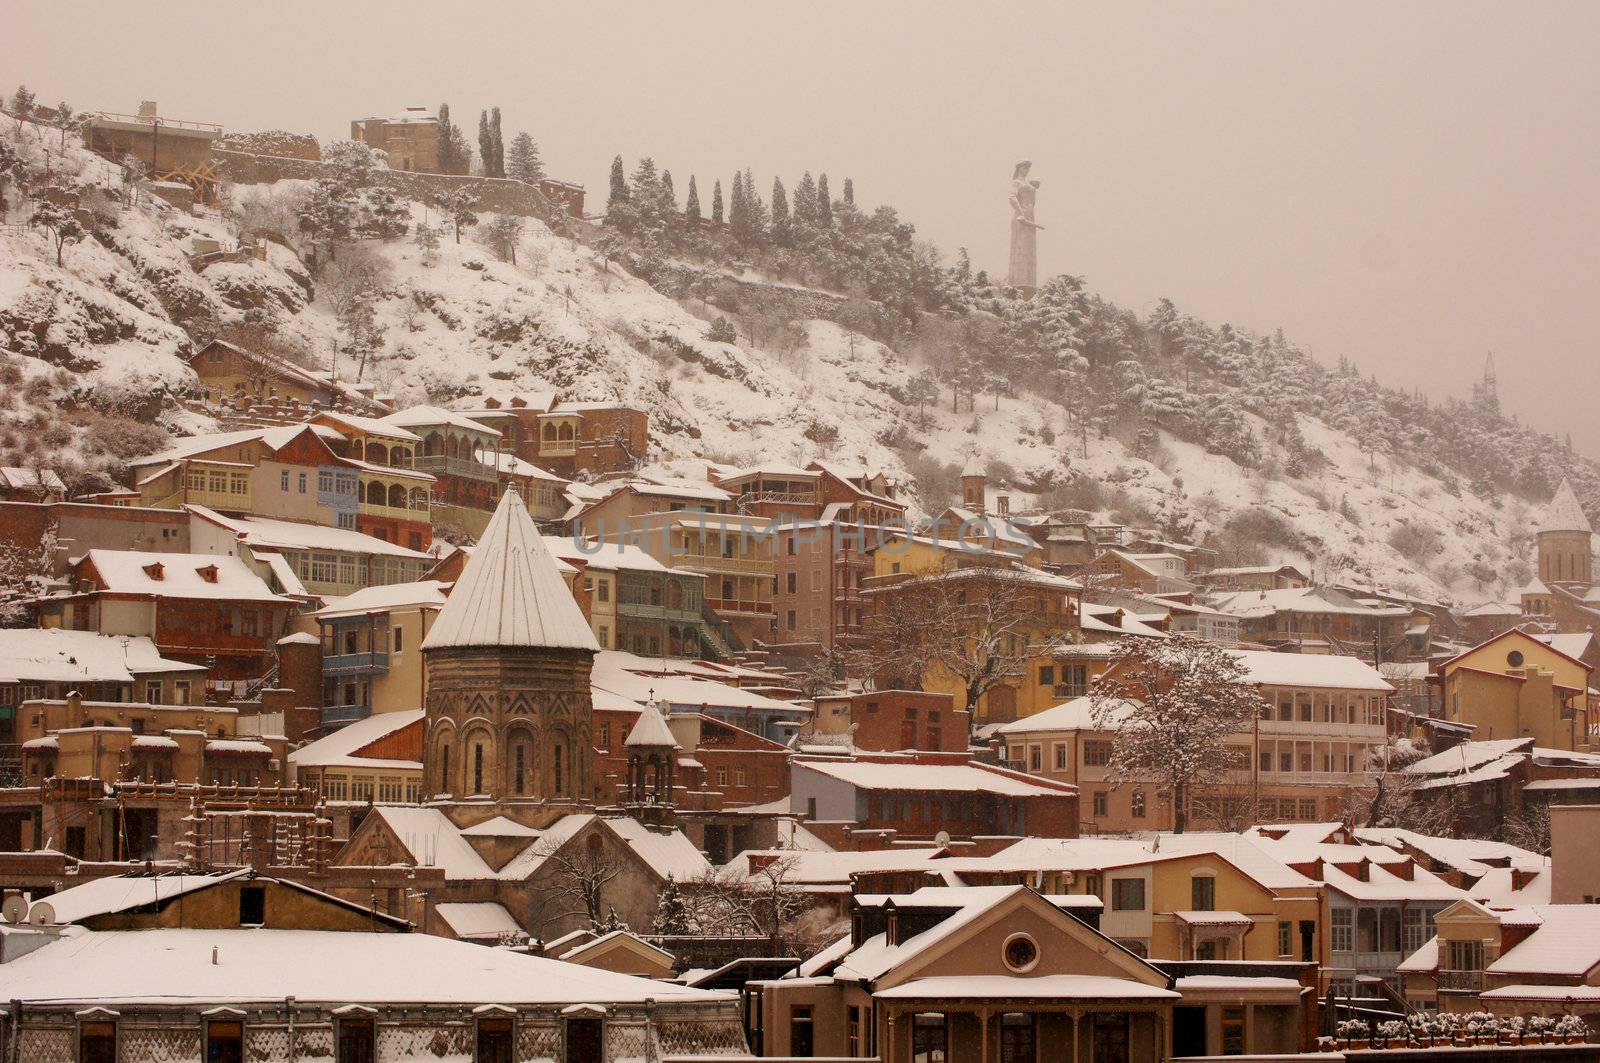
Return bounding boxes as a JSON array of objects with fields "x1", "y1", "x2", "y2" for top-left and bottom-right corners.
[{"x1": 0, "y1": 113, "x2": 1540, "y2": 600}]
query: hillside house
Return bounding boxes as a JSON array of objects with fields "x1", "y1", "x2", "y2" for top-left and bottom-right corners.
[
  {"x1": 311, "y1": 411, "x2": 435, "y2": 550},
  {"x1": 456, "y1": 392, "x2": 648, "y2": 478},
  {"x1": 1210, "y1": 585, "x2": 1412, "y2": 655},
  {"x1": 129, "y1": 423, "x2": 358, "y2": 526},
  {"x1": 376, "y1": 405, "x2": 505, "y2": 535},
  {"x1": 188, "y1": 339, "x2": 389, "y2": 413},
  {"x1": 315, "y1": 582, "x2": 447, "y2": 726},
  {"x1": 1438, "y1": 628, "x2": 1594, "y2": 752},
  {"x1": 0, "y1": 466, "x2": 66, "y2": 503},
  {"x1": 34, "y1": 550, "x2": 297, "y2": 682},
  {"x1": 350, "y1": 106, "x2": 439, "y2": 171}
]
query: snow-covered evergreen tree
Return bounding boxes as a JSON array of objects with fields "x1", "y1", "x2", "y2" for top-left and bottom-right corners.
[
  {"x1": 506, "y1": 131, "x2": 543, "y2": 185},
  {"x1": 710, "y1": 178, "x2": 724, "y2": 226},
  {"x1": 684, "y1": 174, "x2": 702, "y2": 226}
]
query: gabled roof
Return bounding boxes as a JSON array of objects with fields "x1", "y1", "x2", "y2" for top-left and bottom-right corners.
[
  {"x1": 433, "y1": 902, "x2": 524, "y2": 940},
  {"x1": 38, "y1": 870, "x2": 250, "y2": 923},
  {"x1": 377, "y1": 405, "x2": 501, "y2": 436},
  {"x1": 421, "y1": 491, "x2": 599, "y2": 653},
  {"x1": 0, "y1": 629, "x2": 205, "y2": 684},
  {"x1": 134, "y1": 423, "x2": 345, "y2": 468},
  {"x1": 287, "y1": 709, "x2": 423, "y2": 770},
  {"x1": 187, "y1": 506, "x2": 434, "y2": 561},
  {"x1": 1536, "y1": 479, "x2": 1592, "y2": 535},
  {"x1": 315, "y1": 580, "x2": 450, "y2": 620},
  {"x1": 78, "y1": 549, "x2": 292, "y2": 604},
  {"x1": 1440, "y1": 627, "x2": 1592, "y2": 674}
]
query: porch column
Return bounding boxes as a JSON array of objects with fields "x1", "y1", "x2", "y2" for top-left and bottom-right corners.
[
  {"x1": 1070, "y1": 1007, "x2": 1080, "y2": 1063},
  {"x1": 979, "y1": 1005, "x2": 990, "y2": 1063}
]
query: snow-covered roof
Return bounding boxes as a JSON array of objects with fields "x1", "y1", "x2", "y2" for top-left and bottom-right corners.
[
  {"x1": 724, "y1": 847, "x2": 949, "y2": 888},
  {"x1": 433, "y1": 902, "x2": 524, "y2": 940},
  {"x1": 1534, "y1": 631, "x2": 1594, "y2": 661},
  {"x1": 1230, "y1": 649, "x2": 1394, "y2": 692},
  {"x1": 561, "y1": 929, "x2": 674, "y2": 964},
  {"x1": 479, "y1": 451, "x2": 567, "y2": 482},
  {"x1": 793, "y1": 757, "x2": 1076, "y2": 797},
  {"x1": 80, "y1": 549, "x2": 292, "y2": 604},
  {"x1": 0, "y1": 629, "x2": 205, "y2": 684},
  {"x1": 1461, "y1": 600, "x2": 1522, "y2": 617},
  {"x1": 288, "y1": 709, "x2": 423, "y2": 770},
  {"x1": 1354, "y1": 827, "x2": 1546, "y2": 878},
  {"x1": 1536, "y1": 479, "x2": 1592, "y2": 534},
  {"x1": 376, "y1": 405, "x2": 501, "y2": 436},
  {"x1": 603, "y1": 816, "x2": 710, "y2": 881},
  {"x1": 0, "y1": 466, "x2": 66, "y2": 491},
  {"x1": 624, "y1": 707, "x2": 680, "y2": 749},
  {"x1": 1488, "y1": 905, "x2": 1600, "y2": 977},
  {"x1": 0, "y1": 927, "x2": 722, "y2": 1006},
  {"x1": 35, "y1": 870, "x2": 248, "y2": 924},
  {"x1": 875, "y1": 974, "x2": 1177, "y2": 1001},
  {"x1": 545, "y1": 536, "x2": 673, "y2": 574},
  {"x1": 366, "y1": 806, "x2": 496, "y2": 880},
  {"x1": 315, "y1": 580, "x2": 450, "y2": 620},
  {"x1": 995, "y1": 697, "x2": 1134, "y2": 735},
  {"x1": 188, "y1": 507, "x2": 434, "y2": 561},
  {"x1": 421, "y1": 491, "x2": 599, "y2": 653},
  {"x1": 591, "y1": 652, "x2": 803, "y2": 716},
  {"x1": 1211, "y1": 586, "x2": 1411, "y2": 619},
  {"x1": 314, "y1": 411, "x2": 420, "y2": 442},
  {"x1": 459, "y1": 816, "x2": 540, "y2": 839},
  {"x1": 135, "y1": 424, "x2": 344, "y2": 467},
  {"x1": 942, "y1": 833, "x2": 1314, "y2": 891},
  {"x1": 1404, "y1": 738, "x2": 1532, "y2": 778}
]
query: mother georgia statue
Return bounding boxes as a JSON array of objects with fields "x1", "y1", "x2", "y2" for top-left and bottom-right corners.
[{"x1": 1007, "y1": 160, "x2": 1042, "y2": 295}]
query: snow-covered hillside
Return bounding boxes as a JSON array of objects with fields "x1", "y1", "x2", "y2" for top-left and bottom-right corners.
[{"x1": 0, "y1": 116, "x2": 1554, "y2": 604}]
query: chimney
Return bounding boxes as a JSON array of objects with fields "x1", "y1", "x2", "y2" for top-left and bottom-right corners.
[{"x1": 138, "y1": 101, "x2": 158, "y2": 118}]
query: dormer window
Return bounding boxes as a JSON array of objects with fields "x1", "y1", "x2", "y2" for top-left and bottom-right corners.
[
  {"x1": 196, "y1": 564, "x2": 220, "y2": 584},
  {"x1": 143, "y1": 562, "x2": 164, "y2": 581}
]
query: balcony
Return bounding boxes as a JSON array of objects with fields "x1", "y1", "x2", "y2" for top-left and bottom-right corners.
[
  {"x1": 185, "y1": 486, "x2": 252, "y2": 511},
  {"x1": 322, "y1": 703, "x2": 372, "y2": 728},
  {"x1": 673, "y1": 554, "x2": 774, "y2": 575},
  {"x1": 617, "y1": 600, "x2": 704, "y2": 623},
  {"x1": 705, "y1": 597, "x2": 775, "y2": 617},
  {"x1": 359, "y1": 500, "x2": 430, "y2": 523},
  {"x1": 538, "y1": 441, "x2": 577, "y2": 457},
  {"x1": 322, "y1": 651, "x2": 390, "y2": 677},
  {"x1": 414, "y1": 454, "x2": 498, "y2": 482},
  {"x1": 1437, "y1": 969, "x2": 1485, "y2": 992},
  {"x1": 1052, "y1": 683, "x2": 1088, "y2": 699}
]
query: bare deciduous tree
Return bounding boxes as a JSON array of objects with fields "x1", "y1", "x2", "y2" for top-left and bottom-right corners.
[
  {"x1": 1090, "y1": 635, "x2": 1268, "y2": 833},
  {"x1": 528, "y1": 832, "x2": 626, "y2": 933}
]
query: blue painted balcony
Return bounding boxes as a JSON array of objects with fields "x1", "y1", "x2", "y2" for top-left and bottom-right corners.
[
  {"x1": 322, "y1": 651, "x2": 390, "y2": 678},
  {"x1": 321, "y1": 703, "x2": 372, "y2": 727}
]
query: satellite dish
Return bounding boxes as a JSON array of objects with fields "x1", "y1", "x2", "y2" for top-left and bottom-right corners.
[
  {"x1": 934, "y1": 830, "x2": 951, "y2": 849},
  {"x1": 27, "y1": 901, "x2": 55, "y2": 926},
  {"x1": 1, "y1": 896, "x2": 26, "y2": 924}
]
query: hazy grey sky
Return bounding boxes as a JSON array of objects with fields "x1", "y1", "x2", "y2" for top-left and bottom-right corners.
[{"x1": 10, "y1": 1, "x2": 1599, "y2": 449}]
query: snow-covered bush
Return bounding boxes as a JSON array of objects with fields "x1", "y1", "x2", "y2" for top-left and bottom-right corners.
[
  {"x1": 1336, "y1": 1018, "x2": 1369, "y2": 1042},
  {"x1": 1555, "y1": 1014, "x2": 1589, "y2": 1039}
]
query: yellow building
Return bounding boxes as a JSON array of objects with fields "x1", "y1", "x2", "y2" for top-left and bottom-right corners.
[
  {"x1": 864, "y1": 533, "x2": 1081, "y2": 724},
  {"x1": 943, "y1": 834, "x2": 1324, "y2": 965},
  {"x1": 314, "y1": 581, "x2": 447, "y2": 726},
  {"x1": 1440, "y1": 629, "x2": 1593, "y2": 751}
]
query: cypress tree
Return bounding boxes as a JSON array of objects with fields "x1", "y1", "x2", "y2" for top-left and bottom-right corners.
[
  {"x1": 477, "y1": 111, "x2": 493, "y2": 176},
  {"x1": 794, "y1": 171, "x2": 817, "y2": 223},
  {"x1": 684, "y1": 174, "x2": 702, "y2": 225},
  {"x1": 608, "y1": 155, "x2": 630, "y2": 207},
  {"x1": 771, "y1": 176, "x2": 789, "y2": 227},
  {"x1": 436, "y1": 103, "x2": 457, "y2": 174},
  {"x1": 711, "y1": 179, "x2": 724, "y2": 225},
  {"x1": 843, "y1": 176, "x2": 855, "y2": 206},
  {"x1": 488, "y1": 106, "x2": 504, "y2": 177},
  {"x1": 816, "y1": 173, "x2": 833, "y2": 226}
]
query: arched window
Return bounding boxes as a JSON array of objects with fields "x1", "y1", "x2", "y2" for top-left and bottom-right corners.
[
  {"x1": 365, "y1": 481, "x2": 385, "y2": 505},
  {"x1": 351, "y1": 439, "x2": 365, "y2": 460},
  {"x1": 437, "y1": 742, "x2": 451, "y2": 794},
  {"x1": 388, "y1": 483, "x2": 405, "y2": 508},
  {"x1": 447, "y1": 435, "x2": 461, "y2": 458},
  {"x1": 542, "y1": 423, "x2": 557, "y2": 442},
  {"x1": 410, "y1": 487, "x2": 428, "y2": 510},
  {"x1": 558, "y1": 422, "x2": 575, "y2": 441},
  {"x1": 473, "y1": 744, "x2": 484, "y2": 794},
  {"x1": 514, "y1": 743, "x2": 527, "y2": 795},
  {"x1": 553, "y1": 743, "x2": 565, "y2": 797},
  {"x1": 424, "y1": 432, "x2": 443, "y2": 457},
  {"x1": 367, "y1": 442, "x2": 388, "y2": 466}
]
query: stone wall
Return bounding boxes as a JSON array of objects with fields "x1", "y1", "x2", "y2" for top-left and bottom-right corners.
[{"x1": 215, "y1": 149, "x2": 558, "y2": 221}]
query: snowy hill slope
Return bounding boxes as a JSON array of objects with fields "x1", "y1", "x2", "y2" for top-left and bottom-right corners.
[{"x1": 0, "y1": 116, "x2": 1557, "y2": 604}]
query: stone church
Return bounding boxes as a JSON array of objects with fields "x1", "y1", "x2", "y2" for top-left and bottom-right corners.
[
  {"x1": 1519, "y1": 479, "x2": 1600, "y2": 638},
  {"x1": 421, "y1": 490, "x2": 601, "y2": 827}
]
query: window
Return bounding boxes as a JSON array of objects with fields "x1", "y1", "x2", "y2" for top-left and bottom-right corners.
[
  {"x1": 144, "y1": 680, "x2": 161, "y2": 703},
  {"x1": 297, "y1": 472, "x2": 307, "y2": 493},
  {"x1": 1111, "y1": 877, "x2": 1145, "y2": 911},
  {"x1": 1052, "y1": 742, "x2": 1068, "y2": 770},
  {"x1": 79, "y1": 1021, "x2": 117, "y2": 1063},
  {"x1": 597, "y1": 580, "x2": 610, "y2": 602},
  {"x1": 786, "y1": 572, "x2": 797, "y2": 593},
  {"x1": 1278, "y1": 921, "x2": 1293, "y2": 957},
  {"x1": 393, "y1": 626, "x2": 404, "y2": 653},
  {"x1": 1028, "y1": 745, "x2": 1042, "y2": 771},
  {"x1": 716, "y1": 767, "x2": 729, "y2": 786},
  {"x1": 1131, "y1": 791, "x2": 1146, "y2": 818},
  {"x1": 207, "y1": 1021, "x2": 243, "y2": 1063},
  {"x1": 281, "y1": 470, "x2": 290, "y2": 492},
  {"x1": 1002, "y1": 933, "x2": 1039, "y2": 972},
  {"x1": 1190, "y1": 875, "x2": 1215, "y2": 912},
  {"x1": 1115, "y1": 938, "x2": 1149, "y2": 958},
  {"x1": 598, "y1": 625, "x2": 609, "y2": 648},
  {"x1": 1092, "y1": 791, "x2": 1108, "y2": 817},
  {"x1": 1038, "y1": 664, "x2": 1055, "y2": 686},
  {"x1": 1404, "y1": 908, "x2": 1432, "y2": 957},
  {"x1": 514, "y1": 745, "x2": 527, "y2": 795},
  {"x1": 911, "y1": 1013, "x2": 947, "y2": 1063},
  {"x1": 238, "y1": 885, "x2": 266, "y2": 925},
  {"x1": 336, "y1": 1017, "x2": 374, "y2": 1063},
  {"x1": 1083, "y1": 740, "x2": 1112, "y2": 766},
  {"x1": 790, "y1": 1006, "x2": 814, "y2": 1057},
  {"x1": 1259, "y1": 749, "x2": 1274, "y2": 773},
  {"x1": 173, "y1": 681, "x2": 191, "y2": 705},
  {"x1": 1444, "y1": 939, "x2": 1484, "y2": 971},
  {"x1": 1000, "y1": 1013, "x2": 1035, "y2": 1063},
  {"x1": 473, "y1": 744, "x2": 484, "y2": 794},
  {"x1": 735, "y1": 766, "x2": 747, "y2": 786},
  {"x1": 1331, "y1": 908, "x2": 1353, "y2": 953}
]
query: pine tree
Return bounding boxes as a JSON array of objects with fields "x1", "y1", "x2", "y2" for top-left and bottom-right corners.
[
  {"x1": 842, "y1": 176, "x2": 854, "y2": 206},
  {"x1": 652, "y1": 876, "x2": 691, "y2": 935},
  {"x1": 434, "y1": 187, "x2": 479, "y2": 243},
  {"x1": 506, "y1": 132, "x2": 543, "y2": 185},
  {"x1": 477, "y1": 111, "x2": 493, "y2": 176},
  {"x1": 656, "y1": 169, "x2": 677, "y2": 244},
  {"x1": 793, "y1": 171, "x2": 817, "y2": 223},
  {"x1": 606, "y1": 155, "x2": 634, "y2": 234},
  {"x1": 770, "y1": 176, "x2": 790, "y2": 244},
  {"x1": 711, "y1": 179, "x2": 724, "y2": 226},
  {"x1": 816, "y1": 173, "x2": 833, "y2": 227},
  {"x1": 684, "y1": 174, "x2": 702, "y2": 226},
  {"x1": 488, "y1": 106, "x2": 504, "y2": 178}
]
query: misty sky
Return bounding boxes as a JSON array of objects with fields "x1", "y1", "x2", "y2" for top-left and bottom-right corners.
[{"x1": 9, "y1": 1, "x2": 1598, "y2": 450}]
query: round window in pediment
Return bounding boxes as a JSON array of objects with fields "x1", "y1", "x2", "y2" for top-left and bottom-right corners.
[
  {"x1": 1002, "y1": 932, "x2": 1040, "y2": 973},
  {"x1": 1507, "y1": 650, "x2": 1525, "y2": 668}
]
